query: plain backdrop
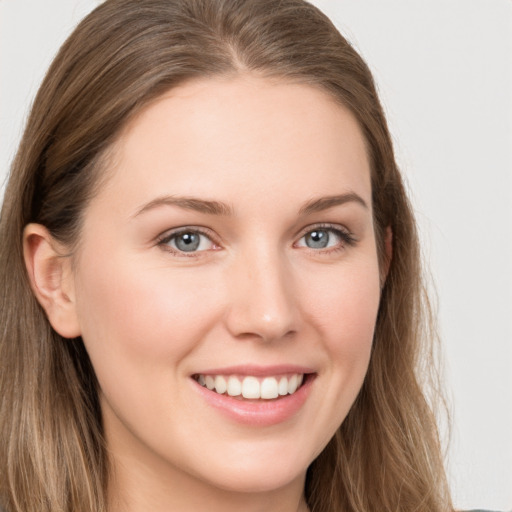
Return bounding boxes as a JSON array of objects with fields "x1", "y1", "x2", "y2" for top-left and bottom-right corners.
[{"x1": 1, "y1": 1, "x2": 511, "y2": 510}]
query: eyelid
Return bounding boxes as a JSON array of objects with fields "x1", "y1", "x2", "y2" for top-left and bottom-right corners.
[
  {"x1": 294, "y1": 223, "x2": 357, "y2": 250},
  {"x1": 156, "y1": 226, "x2": 221, "y2": 255},
  {"x1": 154, "y1": 223, "x2": 356, "y2": 256}
]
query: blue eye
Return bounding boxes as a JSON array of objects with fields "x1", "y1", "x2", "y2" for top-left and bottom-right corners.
[
  {"x1": 297, "y1": 227, "x2": 354, "y2": 250},
  {"x1": 161, "y1": 230, "x2": 215, "y2": 253},
  {"x1": 304, "y1": 229, "x2": 331, "y2": 249}
]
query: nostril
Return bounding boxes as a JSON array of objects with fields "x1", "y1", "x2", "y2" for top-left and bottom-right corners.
[{"x1": 234, "y1": 329, "x2": 297, "y2": 343}]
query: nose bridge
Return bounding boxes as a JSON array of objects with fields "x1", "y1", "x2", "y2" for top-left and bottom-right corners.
[{"x1": 224, "y1": 242, "x2": 298, "y2": 342}]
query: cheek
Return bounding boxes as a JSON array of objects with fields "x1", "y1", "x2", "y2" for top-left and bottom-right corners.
[
  {"x1": 302, "y1": 257, "x2": 380, "y2": 403},
  {"x1": 73, "y1": 254, "x2": 223, "y2": 380},
  {"x1": 306, "y1": 258, "x2": 381, "y2": 348}
]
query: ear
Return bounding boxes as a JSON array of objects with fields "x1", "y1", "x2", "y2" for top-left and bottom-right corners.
[
  {"x1": 381, "y1": 226, "x2": 393, "y2": 286},
  {"x1": 23, "y1": 223, "x2": 81, "y2": 338}
]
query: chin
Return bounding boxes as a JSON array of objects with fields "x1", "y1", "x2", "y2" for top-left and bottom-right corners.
[
  {"x1": 191, "y1": 441, "x2": 315, "y2": 495},
  {"x1": 203, "y1": 463, "x2": 307, "y2": 495}
]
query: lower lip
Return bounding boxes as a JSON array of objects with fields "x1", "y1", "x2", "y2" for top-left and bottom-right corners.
[{"x1": 191, "y1": 375, "x2": 315, "y2": 426}]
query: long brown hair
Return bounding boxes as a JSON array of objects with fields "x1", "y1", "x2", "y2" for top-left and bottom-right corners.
[{"x1": 0, "y1": 1, "x2": 452, "y2": 510}]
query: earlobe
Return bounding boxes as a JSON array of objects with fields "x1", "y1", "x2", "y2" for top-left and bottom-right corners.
[{"x1": 23, "y1": 223, "x2": 81, "y2": 338}]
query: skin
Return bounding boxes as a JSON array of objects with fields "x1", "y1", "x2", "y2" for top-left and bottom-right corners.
[{"x1": 25, "y1": 75, "x2": 384, "y2": 512}]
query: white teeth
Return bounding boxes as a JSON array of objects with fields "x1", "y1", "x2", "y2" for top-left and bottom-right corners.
[
  {"x1": 197, "y1": 373, "x2": 305, "y2": 400},
  {"x1": 260, "y1": 377, "x2": 279, "y2": 399},
  {"x1": 227, "y1": 376, "x2": 242, "y2": 396},
  {"x1": 278, "y1": 376, "x2": 288, "y2": 396},
  {"x1": 242, "y1": 376, "x2": 260, "y2": 399},
  {"x1": 214, "y1": 375, "x2": 227, "y2": 394},
  {"x1": 288, "y1": 374, "x2": 298, "y2": 394},
  {"x1": 205, "y1": 375, "x2": 215, "y2": 390}
]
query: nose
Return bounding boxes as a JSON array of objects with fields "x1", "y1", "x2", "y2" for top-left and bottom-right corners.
[{"x1": 223, "y1": 247, "x2": 299, "y2": 343}]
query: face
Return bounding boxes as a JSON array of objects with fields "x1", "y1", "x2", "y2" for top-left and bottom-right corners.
[{"x1": 69, "y1": 76, "x2": 381, "y2": 502}]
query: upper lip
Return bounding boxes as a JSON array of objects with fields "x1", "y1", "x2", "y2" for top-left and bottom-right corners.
[{"x1": 192, "y1": 364, "x2": 316, "y2": 377}]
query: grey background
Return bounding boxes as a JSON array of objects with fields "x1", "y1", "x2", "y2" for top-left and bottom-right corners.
[{"x1": 1, "y1": 1, "x2": 511, "y2": 510}]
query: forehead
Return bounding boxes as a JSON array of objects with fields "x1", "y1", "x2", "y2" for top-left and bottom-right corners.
[{"x1": 95, "y1": 75, "x2": 372, "y2": 216}]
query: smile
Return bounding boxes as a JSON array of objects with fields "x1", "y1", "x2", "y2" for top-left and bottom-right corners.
[
  {"x1": 195, "y1": 373, "x2": 305, "y2": 400},
  {"x1": 191, "y1": 368, "x2": 315, "y2": 426}
]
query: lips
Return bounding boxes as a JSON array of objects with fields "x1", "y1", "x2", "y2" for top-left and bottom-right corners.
[
  {"x1": 191, "y1": 366, "x2": 315, "y2": 426},
  {"x1": 194, "y1": 373, "x2": 305, "y2": 399}
]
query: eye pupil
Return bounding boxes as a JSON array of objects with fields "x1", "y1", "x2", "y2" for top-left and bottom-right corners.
[
  {"x1": 306, "y1": 230, "x2": 329, "y2": 249},
  {"x1": 175, "y1": 232, "x2": 200, "y2": 252}
]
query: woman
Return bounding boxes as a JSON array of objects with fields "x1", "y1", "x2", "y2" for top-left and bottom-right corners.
[{"x1": 0, "y1": 0, "x2": 459, "y2": 511}]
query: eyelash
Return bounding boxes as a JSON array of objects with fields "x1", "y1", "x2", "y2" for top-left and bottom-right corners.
[
  {"x1": 156, "y1": 227, "x2": 219, "y2": 257},
  {"x1": 295, "y1": 223, "x2": 357, "y2": 254},
  {"x1": 156, "y1": 224, "x2": 357, "y2": 257}
]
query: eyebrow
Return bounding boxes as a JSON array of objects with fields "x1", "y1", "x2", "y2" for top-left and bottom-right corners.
[
  {"x1": 133, "y1": 195, "x2": 234, "y2": 218},
  {"x1": 133, "y1": 191, "x2": 368, "y2": 218},
  {"x1": 298, "y1": 192, "x2": 368, "y2": 215}
]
